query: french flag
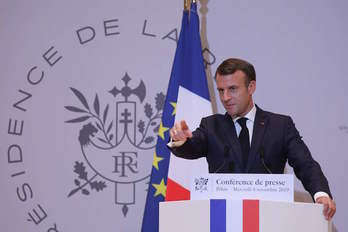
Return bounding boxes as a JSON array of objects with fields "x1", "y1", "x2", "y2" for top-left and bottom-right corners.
[
  {"x1": 210, "y1": 199, "x2": 259, "y2": 232},
  {"x1": 142, "y1": 2, "x2": 211, "y2": 232},
  {"x1": 165, "y1": 2, "x2": 211, "y2": 201}
]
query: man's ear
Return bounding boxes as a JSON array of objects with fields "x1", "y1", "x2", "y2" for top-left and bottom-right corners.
[{"x1": 248, "y1": 80, "x2": 256, "y2": 94}]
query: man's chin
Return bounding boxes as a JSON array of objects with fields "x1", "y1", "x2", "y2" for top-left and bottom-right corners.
[{"x1": 226, "y1": 111, "x2": 237, "y2": 119}]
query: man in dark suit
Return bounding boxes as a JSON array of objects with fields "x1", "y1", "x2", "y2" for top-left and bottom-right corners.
[{"x1": 169, "y1": 58, "x2": 336, "y2": 220}]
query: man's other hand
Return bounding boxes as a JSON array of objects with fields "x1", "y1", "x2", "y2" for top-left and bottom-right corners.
[{"x1": 316, "y1": 196, "x2": 336, "y2": 220}]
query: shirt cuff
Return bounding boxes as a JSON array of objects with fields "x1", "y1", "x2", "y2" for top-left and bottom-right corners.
[
  {"x1": 314, "y1": 191, "x2": 330, "y2": 202},
  {"x1": 167, "y1": 139, "x2": 186, "y2": 148}
]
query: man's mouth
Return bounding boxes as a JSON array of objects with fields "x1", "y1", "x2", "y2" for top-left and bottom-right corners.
[{"x1": 225, "y1": 103, "x2": 235, "y2": 108}]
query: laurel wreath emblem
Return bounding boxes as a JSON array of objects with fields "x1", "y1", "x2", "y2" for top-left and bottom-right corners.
[{"x1": 65, "y1": 86, "x2": 165, "y2": 197}]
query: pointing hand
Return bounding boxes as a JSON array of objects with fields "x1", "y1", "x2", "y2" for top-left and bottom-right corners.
[{"x1": 169, "y1": 120, "x2": 192, "y2": 142}]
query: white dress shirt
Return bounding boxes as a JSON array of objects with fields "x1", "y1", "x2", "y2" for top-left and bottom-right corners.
[{"x1": 233, "y1": 104, "x2": 257, "y2": 145}]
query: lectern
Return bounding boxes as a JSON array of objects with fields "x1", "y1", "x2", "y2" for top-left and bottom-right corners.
[{"x1": 159, "y1": 199, "x2": 332, "y2": 232}]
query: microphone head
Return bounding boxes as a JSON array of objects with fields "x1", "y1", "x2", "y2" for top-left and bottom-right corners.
[
  {"x1": 259, "y1": 147, "x2": 265, "y2": 158},
  {"x1": 259, "y1": 147, "x2": 272, "y2": 174}
]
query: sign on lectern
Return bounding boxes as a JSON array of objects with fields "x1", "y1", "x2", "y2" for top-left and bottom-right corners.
[{"x1": 191, "y1": 173, "x2": 294, "y2": 202}]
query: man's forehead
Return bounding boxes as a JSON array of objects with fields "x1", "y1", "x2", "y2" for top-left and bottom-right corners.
[{"x1": 216, "y1": 71, "x2": 246, "y2": 85}]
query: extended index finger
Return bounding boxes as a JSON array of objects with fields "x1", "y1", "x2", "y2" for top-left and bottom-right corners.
[
  {"x1": 174, "y1": 121, "x2": 183, "y2": 131},
  {"x1": 181, "y1": 120, "x2": 188, "y2": 130}
]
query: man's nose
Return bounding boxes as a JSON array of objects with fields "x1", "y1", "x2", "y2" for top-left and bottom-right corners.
[{"x1": 222, "y1": 90, "x2": 232, "y2": 101}]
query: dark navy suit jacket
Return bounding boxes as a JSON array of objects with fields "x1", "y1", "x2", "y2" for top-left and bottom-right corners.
[{"x1": 171, "y1": 106, "x2": 332, "y2": 198}]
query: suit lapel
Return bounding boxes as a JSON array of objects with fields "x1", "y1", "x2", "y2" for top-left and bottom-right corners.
[
  {"x1": 246, "y1": 107, "x2": 268, "y2": 172},
  {"x1": 222, "y1": 113, "x2": 244, "y2": 171}
]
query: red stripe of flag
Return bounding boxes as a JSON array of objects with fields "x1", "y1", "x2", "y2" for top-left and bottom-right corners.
[
  {"x1": 165, "y1": 177, "x2": 190, "y2": 201},
  {"x1": 243, "y1": 200, "x2": 259, "y2": 232}
]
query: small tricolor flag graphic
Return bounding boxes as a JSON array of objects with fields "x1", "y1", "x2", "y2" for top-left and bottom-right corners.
[{"x1": 210, "y1": 199, "x2": 259, "y2": 232}]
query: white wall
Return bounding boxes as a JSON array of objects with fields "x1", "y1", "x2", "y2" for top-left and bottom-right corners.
[{"x1": 0, "y1": 0, "x2": 346, "y2": 231}]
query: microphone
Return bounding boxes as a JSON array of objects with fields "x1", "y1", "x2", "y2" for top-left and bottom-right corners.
[
  {"x1": 259, "y1": 147, "x2": 272, "y2": 174},
  {"x1": 214, "y1": 146, "x2": 233, "y2": 173},
  {"x1": 228, "y1": 160, "x2": 234, "y2": 173}
]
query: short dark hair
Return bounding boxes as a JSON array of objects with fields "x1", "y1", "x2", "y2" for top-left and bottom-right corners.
[{"x1": 215, "y1": 58, "x2": 256, "y2": 85}]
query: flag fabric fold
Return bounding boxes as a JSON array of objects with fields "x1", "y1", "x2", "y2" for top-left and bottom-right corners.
[{"x1": 141, "y1": 3, "x2": 211, "y2": 231}]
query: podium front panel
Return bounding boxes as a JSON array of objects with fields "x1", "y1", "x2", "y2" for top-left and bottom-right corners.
[{"x1": 159, "y1": 200, "x2": 331, "y2": 232}]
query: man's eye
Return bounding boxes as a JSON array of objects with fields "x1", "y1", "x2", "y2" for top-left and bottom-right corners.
[{"x1": 229, "y1": 87, "x2": 237, "y2": 92}]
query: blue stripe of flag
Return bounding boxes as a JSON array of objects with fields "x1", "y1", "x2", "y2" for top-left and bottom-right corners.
[
  {"x1": 182, "y1": 3, "x2": 210, "y2": 101},
  {"x1": 210, "y1": 199, "x2": 226, "y2": 232}
]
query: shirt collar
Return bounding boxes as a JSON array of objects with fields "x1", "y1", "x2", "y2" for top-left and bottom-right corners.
[{"x1": 233, "y1": 104, "x2": 256, "y2": 123}]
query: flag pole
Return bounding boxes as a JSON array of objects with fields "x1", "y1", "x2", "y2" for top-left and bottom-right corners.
[
  {"x1": 184, "y1": 0, "x2": 197, "y2": 10},
  {"x1": 184, "y1": 0, "x2": 190, "y2": 11}
]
